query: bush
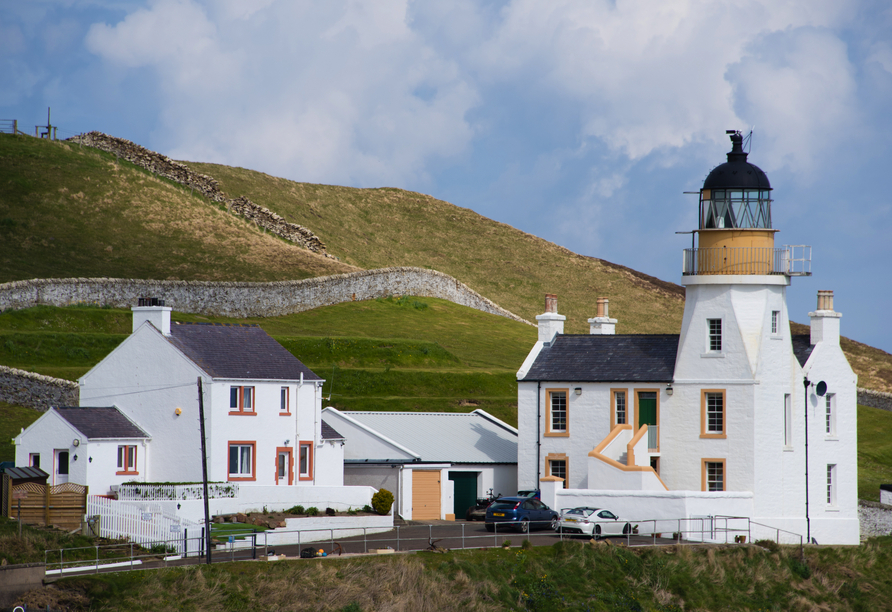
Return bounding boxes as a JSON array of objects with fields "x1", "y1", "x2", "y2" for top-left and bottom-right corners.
[
  {"x1": 371, "y1": 489, "x2": 394, "y2": 515},
  {"x1": 306, "y1": 507, "x2": 319, "y2": 517},
  {"x1": 286, "y1": 505, "x2": 305, "y2": 515},
  {"x1": 521, "y1": 539, "x2": 533, "y2": 550},
  {"x1": 362, "y1": 505, "x2": 373, "y2": 513},
  {"x1": 755, "y1": 539, "x2": 780, "y2": 553}
]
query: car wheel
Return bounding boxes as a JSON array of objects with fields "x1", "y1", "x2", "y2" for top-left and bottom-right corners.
[
  {"x1": 519, "y1": 519, "x2": 530, "y2": 533},
  {"x1": 485, "y1": 523, "x2": 494, "y2": 532},
  {"x1": 550, "y1": 516, "x2": 559, "y2": 531},
  {"x1": 594, "y1": 525, "x2": 601, "y2": 540},
  {"x1": 623, "y1": 523, "x2": 631, "y2": 535}
]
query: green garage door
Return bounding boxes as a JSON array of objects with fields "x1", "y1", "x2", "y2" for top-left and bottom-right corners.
[{"x1": 449, "y1": 472, "x2": 478, "y2": 520}]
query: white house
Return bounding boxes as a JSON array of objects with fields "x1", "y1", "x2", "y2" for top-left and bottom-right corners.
[
  {"x1": 322, "y1": 408, "x2": 518, "y2": 521},
  {"x1": 517, "y1": 132, "x2": 859, "y2": 545},
  {"x1": 15, "y1": 300, "x2": 353, "y2": 505}
]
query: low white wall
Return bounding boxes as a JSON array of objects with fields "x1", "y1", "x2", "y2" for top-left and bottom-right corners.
[
  {"x1": 153, "y1": 485, "x2": 376, "y2": 524},
  {"x1": 269, "y1": 514, "x2": 394, "y2": 545}
]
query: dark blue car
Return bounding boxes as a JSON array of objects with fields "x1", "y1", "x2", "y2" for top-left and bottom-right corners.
[{"x1": 484, "y1": 496, "x2": 559, "y2": 533}]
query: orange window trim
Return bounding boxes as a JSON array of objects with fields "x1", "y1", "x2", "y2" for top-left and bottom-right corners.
[
  {"x1": 610, "y1": 388, "x2": 629, "y2": 428},
  {"x1": 275, "y1": 446, "x2": 294, "y2": 485},
  {"x1": 700, "y1": 389, "x2": 727, "y2": 439},
  {"x1": 228, "y1": 440, "x2": 257, "y2": 482},
  {"x1": 544, "y1": 388, "x2": 570, "y2": 437},
  {"x1": 545, "y1": 452, "x2": 569, "y2": 488},
  {"x1": 633, "y1": 388, "x2": 660, "y2": 452},
  {"x1": 229, "y1": 386, "x2": 257, "y2": 416},
  {"x1": 116, "y1": 445, "x2": 138, "y2": 476},
  {"x1": 280, "y1": 387, "x2": 291, "y2": 415},
  {"x1": 298, "y1": 441, "x2": 314, "y2": 481},
  {"x1": 701, "y1": 458, "x2": 727, "y2": 491}
]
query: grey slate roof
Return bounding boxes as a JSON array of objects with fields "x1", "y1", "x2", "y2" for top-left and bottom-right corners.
[
  {"x1": 791, "y1": 335, "x2": 816, "y2": 367},
  {"x1": 55, "y1": 407, "x2": 150, "y2": 439},
  {"x1": 167, "y1": 322, "x2": 321, "y2": 381},
  {"x1": 521, "y1": 334, "x2": 679, "y2": 382},
  {"x1": 342, "y1": 411, "x2": 517, "y2": 464},
  {"x1": 3, "y1": 466, "x2": 49, "y2": 480},
  {"x1": 321, "y1": 420, "x2": 345, "y2": 440}
]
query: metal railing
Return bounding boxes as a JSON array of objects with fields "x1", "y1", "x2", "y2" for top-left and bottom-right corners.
[
  {"x1": 44, "y1": 515, "x2": 806, "y2": 577},
  {"x1": 683, "y1": 245, "x2": 811, "y2": 277},
  {"x1": 112, "y1": 483, "x2": 239, "y2": 501}
]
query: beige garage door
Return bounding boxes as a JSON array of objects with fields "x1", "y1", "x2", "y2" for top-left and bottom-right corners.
[{"x1": 412, "y1": 471, "x2": 441, "y2": 520}]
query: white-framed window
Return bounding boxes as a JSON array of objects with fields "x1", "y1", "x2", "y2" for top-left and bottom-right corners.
[
  {"x1": 771, "y1": 310, "x2": 780, "y2": 335},
  {"x1": 784, "y1": 394, "x2": 792, "y2": 447},
  {"x1": 825, "y1": 394, "x2": 836, "y2": 437},
  {"x1": 116, "y1": 445, "x2": 138, "y2": 474},
  {"x1": 615, "y1": 391, "x2": 626, "y2": 425},
  {"x1": 228, "y1": 442, "x2": 255, "y2": 480},
  {"x1": 827, "y1": 464, "x2": 837, "y2": 506},
  {"x1": 298, "y1": 441, "x2": 313, "y2": 480},
  {"x1": 708, "y1": 318, "x2": 722, "y2": 352},
  {"x1": 706, "y1": 392, "x2": 723, "y2": 434},
  {"x1": 29, "y1": 453, "x2": 40, "y2": 468},
  {"x1": 546, "y1": 389, "x2": 568, "y2": 436},
  {"x1": 280, "y1": 386, "x2": 290, "y2": 414},
  {"x1": 229, "y1": 386, "x2": 255, "y2": 415},
  {"x1": 703, "y1": 460, "x2": 725, "y2": 492}
]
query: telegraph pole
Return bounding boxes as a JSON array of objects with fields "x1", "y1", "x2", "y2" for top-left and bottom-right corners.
[{"x1": 197, "y1": 377, "x2": 212, "y2": 564}]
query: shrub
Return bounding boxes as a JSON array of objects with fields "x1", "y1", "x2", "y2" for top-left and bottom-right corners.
[
  {"x1": 371, "y1": 489, "x2": 394, "y2": 515},
  {"x1": 755, "y1": 539, "x2": 780, "y2": 553},
  {"x1": 287, "y1": 505, "x2": 305, "y2": 515},
  {"x1": 521, "y1": 539, "x2": 533, "y2": 550},
  {"x1": 306, "y1": 507, "x2": 319, "y2": 517},
  {"x1": 502, "y1": 539, "x2": 512, "y2": 548},
  {"x1": 362, "y1": 505, "x2": 373, "y2": 513}
]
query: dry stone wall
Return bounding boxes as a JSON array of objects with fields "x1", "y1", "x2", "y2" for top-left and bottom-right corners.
[
  {"x1": 858, "y1": 388, "x2": 892, "y2": 412},
  {"x1": 0, "y1": 365, "x2": 79, "y2": 412},
  {"x1": 66, "y1": 131, "x2": 328, "y2": 255},
  {"x1": 0, "y1": 267, "x2": 533, "y2": 323}
]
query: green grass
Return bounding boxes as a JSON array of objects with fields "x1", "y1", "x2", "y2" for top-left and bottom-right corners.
[
  {"x1": 857, "y1": 404, "x2": 892, "y2": 502},
  {"x1": 24, "y1": 538, "x2": 892, "y2": 611},
  {"x1": 211, "y1": 523, "x2": 267, "y2": 541},
  {"x1": 0, "y1": 402, "x2": 42, "y2": 462}
]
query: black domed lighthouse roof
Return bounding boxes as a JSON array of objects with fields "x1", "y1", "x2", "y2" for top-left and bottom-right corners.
[{"x1": 703, "y1": 131, "x2": 771, "y2": 190}]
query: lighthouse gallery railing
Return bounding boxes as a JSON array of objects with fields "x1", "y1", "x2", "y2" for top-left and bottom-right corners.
[{"x1": 683, "y1": 245, "x2": 811, "y2": 277}]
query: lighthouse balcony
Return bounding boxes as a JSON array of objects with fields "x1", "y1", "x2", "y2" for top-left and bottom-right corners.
[{"x1": 683, "y1": 245, "x2": 811, "y2": 276}]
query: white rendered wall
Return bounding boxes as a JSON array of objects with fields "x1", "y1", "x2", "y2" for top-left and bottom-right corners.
[
  {"x1": 314, "y1": 440, "x2": 345, "y2": 487},
  {"x1": 82, "y1": 439, "x2": 149, "y2": 494},
  {"x1": 15, "y1": 410, "x2": 87, "y2": 486}
]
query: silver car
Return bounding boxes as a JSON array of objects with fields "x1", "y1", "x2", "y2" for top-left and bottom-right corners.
[{"x1": 556, "y1": 507, "x2": 631, "y2": 538}]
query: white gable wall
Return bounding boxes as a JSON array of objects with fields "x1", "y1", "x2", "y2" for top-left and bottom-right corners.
[{"x1": 14, "y1": 410, "x2": 85, "y2": 486}]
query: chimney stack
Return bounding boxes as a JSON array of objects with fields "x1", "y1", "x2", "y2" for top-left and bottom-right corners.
[
  {"x1": 809, "y1": 290, "x2": 841, "y2": 345},
  {"x1": 536, "y1": 294, "x2": 565, "y2": 343},
  {"x1": 132, "y1": 297, "x2": 172, "y2": 336},
  {"x1": 588, "y1": 297, "x2": 617, "y2": 335}
]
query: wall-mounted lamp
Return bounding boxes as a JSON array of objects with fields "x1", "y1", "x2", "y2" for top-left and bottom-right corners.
[
  {"x1": 89, "y1": 457, "x2": 93, "y2": 463},
  {"x1": 73, "y1": 439, "x2": 80, "y2": 447},
  {"x1": 574, "y1": 387, "x2": 582, "y2": 396},
  {"x1": 284, "y1": 439, "x2": 291, "y2": 446},
  {"x1": 177, "y1": 503, "x2": 181, "y2": 510},
  {"x1": 175, "y1": 407, "x2": 182, "y2": 416},
  {"x1": 72, "y1": 454, "x2": 78, "y2": 462},
  {"x1": 666, "y1": 384, "x2": 674, "y2": 396}
]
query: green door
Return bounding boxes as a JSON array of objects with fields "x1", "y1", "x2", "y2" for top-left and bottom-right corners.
[
  {"x1": 449, "y1": 472, "x2": 478, "y2": 520},
  {"x1": 637, "y1": 392, "x2": 657, "y2": 428}
]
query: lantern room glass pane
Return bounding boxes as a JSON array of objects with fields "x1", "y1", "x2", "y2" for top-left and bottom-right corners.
[{"x1": 701, "y1": 189, "x2": 771, "y2": 229}]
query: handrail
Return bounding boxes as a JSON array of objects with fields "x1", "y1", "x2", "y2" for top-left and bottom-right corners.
[{"x1": 683, "y1": 245, "x2": 811, "y2": 277}]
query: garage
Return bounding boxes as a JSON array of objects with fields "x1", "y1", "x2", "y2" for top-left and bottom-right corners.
[{"x1": 412, "y1": 470, "x2": 441, "y2": 520}]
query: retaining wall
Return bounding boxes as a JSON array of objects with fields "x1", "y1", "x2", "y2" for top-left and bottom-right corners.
[
  {"x1": 66, "y1": 131, "x2": 329, "y2": 255},
  {"x1": 858, "y1": 388, "x2": 892, "y2": 412}
]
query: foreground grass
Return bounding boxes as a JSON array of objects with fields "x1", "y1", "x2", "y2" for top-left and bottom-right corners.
[{"x1": 18, "y1": 538, "x2": 892, "y2": 611}]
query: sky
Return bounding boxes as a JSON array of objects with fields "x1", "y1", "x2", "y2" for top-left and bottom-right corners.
[{"x1": 3, "y1": 0, "x2": 891, "y2": 353}]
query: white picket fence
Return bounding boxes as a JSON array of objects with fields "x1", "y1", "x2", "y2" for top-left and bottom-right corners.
[
  {"x1": 87, "y1": 496, "x2": 203, "y2": 555},
  {"x1": 111, "y1": 482, "x2": 239, "y2": 501}
]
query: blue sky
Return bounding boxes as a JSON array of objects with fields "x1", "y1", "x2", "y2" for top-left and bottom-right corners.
[{"x1": 3, "y1": 0, "x2": 892, "y2": 353}]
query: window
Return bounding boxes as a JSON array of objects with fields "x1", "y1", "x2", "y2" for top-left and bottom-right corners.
[
  {"x1": 708, "y1": 319, "x2": 722, "y2": 351},
  {"x1": 29, "y1": 453, "x2": 40, "y2": 468},
  {"x1": 280, "y1": 386, "x2": 290, "y2": 415},
  {"x1": 57, "y1": 451, "x2": 69, "y2": 475},
  {"x1": 611, "y1": 389, "x2": 628, "y2": 426},
  {"x1": 827, "y1": 464, "x2": 837, "y2": 505},
  {"x1": 228, "y1": 442, "x2": 256, "y2": 481},
  {"x1": 229, "y1": 386, "x2": 255, "y2": 415},
  {"x1": 702, "y1": 459, "x2": 725, "y2": 492},
  {"x1": 298, "y1": 441, "x2": 314, "y2": 481},
  {"x1": 771, "y1": 311, "x2": 780, "y2": 335},
  {"x1": 546, "y1": 453, "x2": 568, "y2": 488},
  {"x1": 545, "y1": 389, "x2": 569, "y2": 436},
  {"x1": 825, "y1": 394, "x2": 836, "y2": 437},
  {"x1": 116, "y1": 445, "x2": 138, "y2": 475},
  {"x1": 784, "y1": 394, "x2": 792, "y2": 447},
  {"x1": 700, "y1": 390, "x2": 726, "y2": 438}
]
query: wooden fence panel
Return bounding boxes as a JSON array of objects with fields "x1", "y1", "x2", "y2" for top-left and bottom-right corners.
[{"x1": 9, "y1": 482, "x2": 87, "y2": 530}]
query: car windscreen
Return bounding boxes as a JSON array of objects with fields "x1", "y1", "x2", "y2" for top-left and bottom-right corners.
[
  {"x1": 489, "y1": 501, "x2": 518, "y2": 510},
  {"x1": 566, "y1": 508, "x2": 595, "y2": 516}
]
